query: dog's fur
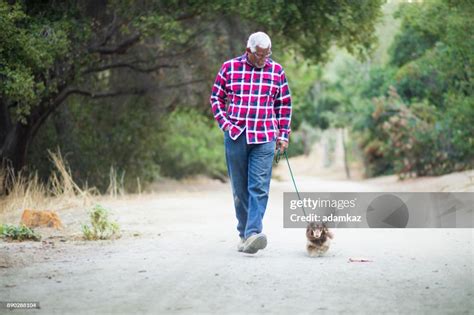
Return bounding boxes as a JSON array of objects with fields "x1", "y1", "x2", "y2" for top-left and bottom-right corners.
[{"x1": 306, "y1": 222, "x2": 333, "y2": 257}]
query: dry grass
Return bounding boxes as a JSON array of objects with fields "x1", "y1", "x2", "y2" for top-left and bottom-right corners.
[
  {"x1": 106, "y1": 166, "x2": 126, "y2": 198},
  {"x1": 0, "y1": 149, "x2": 99, "y2": 223}
]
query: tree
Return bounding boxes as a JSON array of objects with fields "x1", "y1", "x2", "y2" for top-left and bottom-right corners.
[
  {"x1": 316, "y1": 0, "x2": 474, "y2": 178},
  {"x1": 1, "y1": 0, "x2": 384, "y2": 191}
]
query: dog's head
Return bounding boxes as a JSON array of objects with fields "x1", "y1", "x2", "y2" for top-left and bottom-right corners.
[{"x1": 306, "y1": 222, "x2": 329, "y2": 240}]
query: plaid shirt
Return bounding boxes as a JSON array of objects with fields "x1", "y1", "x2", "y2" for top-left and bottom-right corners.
[{"x1": 210, "y1": 53, "x2": 292, "y2": 144}]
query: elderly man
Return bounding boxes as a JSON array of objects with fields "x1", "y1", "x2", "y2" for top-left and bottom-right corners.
[{"x1": 210, "y1": 32, "x2": 292, "y2": 254}]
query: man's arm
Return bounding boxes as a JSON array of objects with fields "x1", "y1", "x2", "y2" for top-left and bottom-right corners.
[
  {"x1": 210, "y1": 63, "x2": 231, "y2": 131},
  {"x1": 274, "y1": 69, "x2": 292, "y2": 150}
]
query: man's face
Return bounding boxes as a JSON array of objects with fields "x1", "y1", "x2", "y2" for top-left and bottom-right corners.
[{"x1": 247, "y1": 46, "x2": 271, "y2": 68}]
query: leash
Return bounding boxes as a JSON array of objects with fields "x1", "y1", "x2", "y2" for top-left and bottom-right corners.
[{"x1": 275, "y1": 149, "x2": 308, "y2": 217}]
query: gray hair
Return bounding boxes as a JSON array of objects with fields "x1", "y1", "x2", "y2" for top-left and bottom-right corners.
[{"x1": 247, "y1": 32, "x2": 271, "y2": 53}]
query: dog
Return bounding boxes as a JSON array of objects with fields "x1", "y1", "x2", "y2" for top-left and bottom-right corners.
[{"x1": 306, "y1": 222, "x2": 333, "y2": 257}]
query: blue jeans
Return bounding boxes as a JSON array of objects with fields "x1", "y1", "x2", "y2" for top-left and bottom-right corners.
[{"x1": 224, "y1": 131, "x2": 276, "y2": 239}]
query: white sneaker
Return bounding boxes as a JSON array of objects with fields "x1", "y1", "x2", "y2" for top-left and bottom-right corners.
[
  {"x1": 237, "y1": 238, "x2": 245, "y2": 252},
  {"x1": 242, "y1": 233, "x2": 267, "y2": 254}
]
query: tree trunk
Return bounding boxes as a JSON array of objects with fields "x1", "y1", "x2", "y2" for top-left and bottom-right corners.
[
  {"x1": 0, "y1": 122, "x2": 32, "y2": 172},
  {"x1": 0, "y1": 97, "x2": 56, "y2": 194},
  {"x1": 341, "y1": 128, "x2": 351, "y2": 179}
]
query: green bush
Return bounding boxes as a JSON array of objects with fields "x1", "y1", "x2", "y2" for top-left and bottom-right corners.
[
  {"x1": 285, "y1": 122, "x2": 321, "y2": 158},
  {"x1": 157, "y1": 109, "x2": 227, "y2": 180},
  {"x1": 368, "y1": 89, "x2": 470, "y2": 178},
  {"x1": 82, "y1": 205, "x2": 120, "y2": 240},
  {"x1": 361, "y1": 66, "x2": 396, "y2": 99},
  {"x1": 29, "y1": 97, "x2": 161, "y2": 193},
  {"x1": 284, "y1": 132, "x2": 305, "y2": 158},
  {"x1": 393, "y1": 47, "x2": 448, "y2": 106},
  {"x1": 440, "y1": 93, "x2": 474, "y2": 169},
  {"x1": 388, "y1": 1, "x2": 442, "y2": 68},
  {"x1": 0, "y1": 224, "x2": 41, "y2": 241},
  {"x1": 344, "y1": 0, "x2": 474, "y2": 178}
]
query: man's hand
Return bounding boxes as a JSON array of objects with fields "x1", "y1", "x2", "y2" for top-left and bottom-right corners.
[{"x1": 276, "y1": 139, "x2": 288, "y2": 154}]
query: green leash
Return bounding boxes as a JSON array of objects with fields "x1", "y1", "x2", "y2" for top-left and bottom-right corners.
[{"x1": 275, "y1": 149, "x2": 308, "y2": 217}]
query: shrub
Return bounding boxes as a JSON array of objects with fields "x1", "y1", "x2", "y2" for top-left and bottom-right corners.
[
  {"x1": 284, "y1": 122, "x2": 321, "y2": 158},
  {"x1": 370, "y1": 88, "x2": 456, "y2": 178},
  {"x1": 0, "y1": 224, "x2": 41, "y2": 241},
  {"x1": 157, "y1": 109, "x2": 227, "y2": 180},
  {"x1": 82, "y1": 205, "x2": 120, "y2": 240},
  {"x1": 438, "y1": 93, "x2": 474, "y2": 170},
  {"x1": 29, "y1": 97, "x2": 161, "y2": 193}
]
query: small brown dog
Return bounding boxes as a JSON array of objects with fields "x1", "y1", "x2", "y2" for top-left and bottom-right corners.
[{"x1": 306, "y1": 222, "x2": 333, "y2": 257}]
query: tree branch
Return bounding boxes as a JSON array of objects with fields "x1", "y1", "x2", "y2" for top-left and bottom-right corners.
[
  {"x1": 176, "y1": 12, "x2": 198, "y2": 21},
  {"x1": 83, "y1": 62, "x2": 177, "y2": 74},
  {"x1": 101, "y1": 12, "x2": 119, "y2": 46},
  {"x1": 62, "y1": 87, "x2": 147, "y2": 100},
  {"x1": 29, "y1": 85, "x2": 146, "y2": 140},
  {"x1": 88, "y1": 32, "x2": 141, "y2": 55}
]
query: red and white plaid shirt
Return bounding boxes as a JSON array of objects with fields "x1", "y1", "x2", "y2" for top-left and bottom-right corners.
[{"x1": 210, "y1": 53, "x2": 292, "y2": 144}]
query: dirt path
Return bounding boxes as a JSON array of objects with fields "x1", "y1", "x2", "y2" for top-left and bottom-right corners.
[{"x1": 1, "y1": 162, "x2": 473, "y2": 314}]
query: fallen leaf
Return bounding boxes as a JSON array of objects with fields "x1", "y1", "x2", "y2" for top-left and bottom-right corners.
[{"x1": 348, "y1": 258, "x2": 373, "y2": 262}]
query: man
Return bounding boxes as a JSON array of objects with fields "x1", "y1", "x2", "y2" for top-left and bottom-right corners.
[{"x1": 210, "y1": 32, "x2": 292, "y2": 254}]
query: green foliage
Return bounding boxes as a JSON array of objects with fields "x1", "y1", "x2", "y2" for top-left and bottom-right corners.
[
  {"x1": 1, "y1": 0, "x2": 386, "y2": 186},
  {"x1": 280, "y1": 52, "x2": 322, "y2": 130},
  {"x1": 390, "y1": 0, "x2": 473, "y2": 102},
  {"x1": 82, "y1": 205, "x2": 120, "y2": 241},
  {"x1": 360, "y1": 66, "x2": 396, "y2": 99},
  {"x1": 158, "y1": 109, "x2": 227, "y2": 180},
  {"x1": 393, "y1": 46, "x2": 448, "y2": 105},
  {"x1": 311, "y1": 0, "x2": 473, "y2": 178},
  {"x1": 228, "y1": 0, "x2": 384, "y2": 62},
  {"x1": 0, "y1": 0, "x2": 384, "y2": 125},
  {"x1": 28, "y1": 97, "x2": 161, "y2": 192},
  {"x1": 388, "y1": 2, "x2": 441, "y2": 67},
  {"x1": 0, "y1": 224, "x2": 41, "y2": 241},
  {"x1": 285, "y1": 122, "x2": 321, "y2": 158},
  {"x1": 284, "y1": 133, "x2": 305, "y2": 158},
  {"x1": 371, "y1": 0, "x2": 402, "y2": 65},
  {"x1": 371, "y1": 90, "x2": 448, "y2": 177},
  {"x1": 307, "y1": 95, "x2": 341, "y2": 130},
  {"x1": 442, "y1": 93, "x2": 474, "y2": 164},
  {"x1": 0, "y1": 1, "x2": 81, "y2": 123}
]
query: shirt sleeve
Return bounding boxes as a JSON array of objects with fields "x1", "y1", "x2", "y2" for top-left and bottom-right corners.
[
  {"x1": 210, "y1": 63, "x2": 231, "y2": 131},
  {"x1": 274, "y1": 69, "x2": 292, "y2": 142}
]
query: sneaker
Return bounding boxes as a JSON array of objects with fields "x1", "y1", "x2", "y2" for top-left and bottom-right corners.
[
  {"x1": 242, "y1": 233, "x2": 267, "y2": 254},
  {"x1": 237, "y1": 238, "x2": 245, "y2": 252}
]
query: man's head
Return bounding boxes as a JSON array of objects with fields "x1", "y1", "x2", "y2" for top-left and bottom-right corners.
[{"x1": 246, "y1": 32, "x2": 272, "y2": 69}]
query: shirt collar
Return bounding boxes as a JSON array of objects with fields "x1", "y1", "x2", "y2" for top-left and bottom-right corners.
[{"x1": 240, "y1": 53, "x2": 271, "y2": 68}]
